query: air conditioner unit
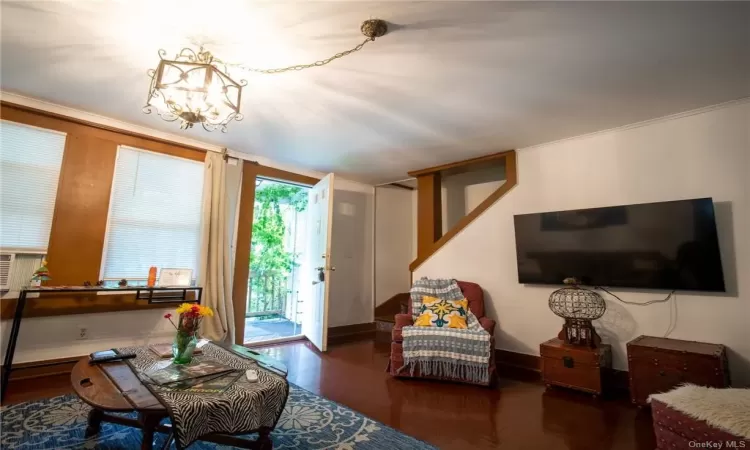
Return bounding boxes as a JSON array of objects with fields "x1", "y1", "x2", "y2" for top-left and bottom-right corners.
[{"x1": 0, "y1": 253, "x2": 15, "y2": 290}]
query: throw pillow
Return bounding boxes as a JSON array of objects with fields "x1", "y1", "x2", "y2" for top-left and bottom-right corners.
[{"x1": 414, "y1": 295, "x2": 469, "y2": 329}]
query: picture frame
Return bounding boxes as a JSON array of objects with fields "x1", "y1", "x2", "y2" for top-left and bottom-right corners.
[{"x1": 157, "y1": 268, "x2": 193, "y2": 287}]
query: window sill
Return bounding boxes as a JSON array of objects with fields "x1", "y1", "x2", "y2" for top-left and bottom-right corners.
[{"x1": 0, "y1": 291, "x2": 188, "y2": 320}]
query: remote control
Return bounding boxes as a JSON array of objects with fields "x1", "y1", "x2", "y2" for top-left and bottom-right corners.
[
  {"x1": 89, "y1": 349, "x2": 136, "y2": 365},
  {"x1": 245, "y1": 369, "x2": 258, "y2": 382}
]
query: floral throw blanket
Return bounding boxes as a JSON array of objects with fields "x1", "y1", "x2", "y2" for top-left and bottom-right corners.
[{"x1": 399, "y1": 278, "x2": 492, "y2": 385}]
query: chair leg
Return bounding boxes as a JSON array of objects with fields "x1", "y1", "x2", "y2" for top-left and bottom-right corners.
[
  {"x1": 139, "y1": 412, "x2": 162, "y2": 450},
  {"x1": 160, "y1": 431, "x2": 174, "y2": 450},
  {"x1": 85, "y1": 408, "x2": 104, "y2": 437},
  {"x1": 256, "y1": 427, "x2": 273, "y2": 450}
]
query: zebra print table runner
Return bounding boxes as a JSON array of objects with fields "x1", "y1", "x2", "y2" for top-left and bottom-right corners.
[{"x1": 116, "y1": 343, "x2": 289, "y2": 449}]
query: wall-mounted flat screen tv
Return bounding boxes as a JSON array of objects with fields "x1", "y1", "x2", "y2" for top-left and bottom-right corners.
[{"x1": 513, "y1": 198, "x2": 725, "y2": 292}]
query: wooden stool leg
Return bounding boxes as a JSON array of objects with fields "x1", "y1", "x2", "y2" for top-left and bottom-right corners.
[
  {"x1": 139, "y1": 412, "x2": 162, "y2": 450},
  {"x1": 257, "y1": 427, "x2": 273, "y2": 450},
  {"x1": 85, "y1": 408, "x2": 104, "y2": 437}
]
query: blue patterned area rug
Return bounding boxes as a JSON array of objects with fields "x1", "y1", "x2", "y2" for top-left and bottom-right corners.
[{"x1": 1, "y1": 384, "x2": 435, "y2": 449}]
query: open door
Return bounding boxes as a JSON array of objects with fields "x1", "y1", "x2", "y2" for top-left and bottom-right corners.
[{"x1": 302, "y1": 173, "x2": 335, "y2": 351}]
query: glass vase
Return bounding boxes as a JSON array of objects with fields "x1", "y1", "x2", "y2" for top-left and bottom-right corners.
[{"x1": 172, "y1": 331, "x2": 198, "y2": 365}]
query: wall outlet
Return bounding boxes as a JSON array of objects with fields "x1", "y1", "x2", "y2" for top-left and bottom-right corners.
[{"x1": 77, "y1": 327, "x2": 89, "y2": 340}]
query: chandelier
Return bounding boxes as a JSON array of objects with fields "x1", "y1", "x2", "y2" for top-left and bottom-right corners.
[{"x1": 143, "y1": 19, "x2": 388, "y2": 133}]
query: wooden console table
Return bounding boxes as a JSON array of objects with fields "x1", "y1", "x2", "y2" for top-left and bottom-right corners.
[{"x1": 1, "y1": 285, "x2": 202, "y2": 401}]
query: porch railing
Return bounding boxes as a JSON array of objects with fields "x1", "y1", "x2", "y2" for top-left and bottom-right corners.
[{"x1": 247, "y1": 273, "x2": 289, "y2": 318}]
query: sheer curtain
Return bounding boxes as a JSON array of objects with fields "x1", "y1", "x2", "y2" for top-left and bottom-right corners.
[{"x1": 198, "y1": 151, "x2": 235, "y2": 343}]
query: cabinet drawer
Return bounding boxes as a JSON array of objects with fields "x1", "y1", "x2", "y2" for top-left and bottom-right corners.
[
  {"x1": 629, "y1": 347, "x2": 719, "y2": 372},
  {"x1": 542, "y1": 357, "x2": 602, "y2": 394},
  {"x1": 631, "y1": 364, "x2": 685, "y2": 403},
  {"x1": 540, "y1": 344, "x2": 602, "y2": 366}
]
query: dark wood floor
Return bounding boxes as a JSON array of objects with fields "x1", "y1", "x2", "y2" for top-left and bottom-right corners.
[{"x1": 4, "y1": 339, "x2": 656, "y2": 450}]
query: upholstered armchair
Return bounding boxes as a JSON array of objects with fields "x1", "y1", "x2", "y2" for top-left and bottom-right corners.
[{"x1": 388, "y1": 281, "x2": 497, "y2": 386}]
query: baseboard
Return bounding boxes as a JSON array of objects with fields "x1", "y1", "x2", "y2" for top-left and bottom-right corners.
[
  {"x1": 328, "y1": 322, "x2": 376, "y2": 345},
  {"x1": 2, "y1": 326, "x2": 378, "y2": 381},
  {"x1": 1, "y1": 355, "x2": 84, "y2": 382},
  {"x1": 495, "y1": 348, "x2": 629, "y2": 393},
  {"x1": 496, "y1": 349, "x2": 542, "y2": 372}
]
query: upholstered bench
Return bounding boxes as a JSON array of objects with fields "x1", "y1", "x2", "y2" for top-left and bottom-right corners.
[{"x1": 650, "y1": 384, "x2": 750, "y2": 449}]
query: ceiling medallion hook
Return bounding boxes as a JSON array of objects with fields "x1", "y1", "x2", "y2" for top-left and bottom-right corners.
[{"x1": 361, "y1": 19, "x2": 388, "y2": 40}]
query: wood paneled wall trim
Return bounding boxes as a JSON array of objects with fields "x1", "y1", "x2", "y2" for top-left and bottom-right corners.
[
  {"x1": 416, "y1": 173, "x2": 442, "y2": 259},
  {"x1": 0, "y1": 104, "x2": 211, "y2": 320},
  {"x1": 1, "y1": 103, "x2": 320, "y2": 321},
  {"x1": 407, "y1": 150, "x2": 515, "y2": 178},
  {"x1": 231, "y1": 162, "x2": 258, "y2": 344},
  {"x1": 0, "y1": 355, "x2": 83, "y2": 381},
  {"x1": 409, "y1": 150, "x2": 517, "y2": 272},
  {"x1": 253, "y1": 164, "x2": 320, "y2": 187},
  {"x1": 388, "y1": 183, "x2": 415, "y2": 191},
  {"x1": 1, "y1": 101, "x2": 209, "y2": 156},
  {"x1": 327, "y1": 322, "x2": 376, "y2": 345},
  {"x1": 230, "y1": 163, "x2": 319, "y2": 344}
]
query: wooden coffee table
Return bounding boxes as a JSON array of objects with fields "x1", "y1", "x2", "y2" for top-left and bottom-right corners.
[{"x1": 71, "y1": 345, "x2": 287, "y2": 450}]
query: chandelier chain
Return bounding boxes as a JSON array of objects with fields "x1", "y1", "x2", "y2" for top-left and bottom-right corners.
[{"x1": 223, "y1": 38, "x2": 373, "y2": 74}]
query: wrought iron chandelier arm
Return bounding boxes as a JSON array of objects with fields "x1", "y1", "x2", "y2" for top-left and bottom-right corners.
[
  {"x1": 142, "y1": 19, "x2": 387, "y2": 132},
  {"x1": 224, "y1": 37, "x2": 373, "y2": 74}
]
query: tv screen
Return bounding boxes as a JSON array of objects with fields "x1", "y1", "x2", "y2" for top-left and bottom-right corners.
[{"x1": 513, "y1": 198, "x2": 725, "y2": 292}]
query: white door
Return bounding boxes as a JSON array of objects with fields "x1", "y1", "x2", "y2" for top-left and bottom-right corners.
[{"x1": 302, "y1": 174, "x2": 335, "y2": 352}]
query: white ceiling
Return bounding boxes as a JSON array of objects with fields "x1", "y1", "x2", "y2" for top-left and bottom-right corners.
[{"x1": 2, "y1": 1, "x2": 749, "y2": 183}]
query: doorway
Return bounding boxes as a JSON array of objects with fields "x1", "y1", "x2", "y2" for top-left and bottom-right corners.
[{"x1": 244, "y1": 178, "x2": 310, "y2": 345}]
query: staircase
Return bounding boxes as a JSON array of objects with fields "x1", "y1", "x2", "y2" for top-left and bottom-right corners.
[{"x1": 374, "y1": 293, "x2": 410, "y2": 343}]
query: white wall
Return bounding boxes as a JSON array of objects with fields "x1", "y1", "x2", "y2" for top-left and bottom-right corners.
[
  {"x1": 0, "y1": 307, "x2": 177, "y2": 363},
  {"x1": 415, "y1": 100, "x2": 750, "y2": 386},
  {"x1": 374, "y1": 186, "x2": 414, "y2": 306},
  {"x1": 327, "y1": 179, "x2": 375, "y2": 327},
  {"x1": 441, "y1": 164, "x2": 506, "y2": 234}
]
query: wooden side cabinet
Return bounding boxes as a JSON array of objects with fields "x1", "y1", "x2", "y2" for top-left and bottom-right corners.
[
  {"x1": 541, "y1": 338, "x2": 612, "y2": 398},
  {"x1": 627, "y1": 335, "x2": 730, "y2": 406}
]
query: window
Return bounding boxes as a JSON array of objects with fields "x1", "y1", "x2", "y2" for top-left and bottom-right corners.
[
  {"x1": 0, "y1": 120, "x2": 66, "y2": 251},
  {"x1": 101, "y1": 146, "x2": 204, "y2": 281}
]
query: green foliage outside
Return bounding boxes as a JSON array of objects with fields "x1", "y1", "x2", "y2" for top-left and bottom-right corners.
[{"x1": 249, "y1": 182, "x2": 307, "y2": 314}]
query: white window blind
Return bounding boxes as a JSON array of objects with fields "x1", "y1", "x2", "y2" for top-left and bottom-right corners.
[
  {"x1": 0, "y1": 120, "x2": 66, "y2": 250},
  {"x1": 101, "y1": 146, "x2": 204, "y2": 280}
]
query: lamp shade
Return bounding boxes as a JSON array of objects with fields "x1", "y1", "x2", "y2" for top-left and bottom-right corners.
[
  {"x1": 144, "y1": 48, "x2": 245, "y2": 132},
  {"x1": 548, "y1": 281, "x2": 606, "y2": 321}
]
